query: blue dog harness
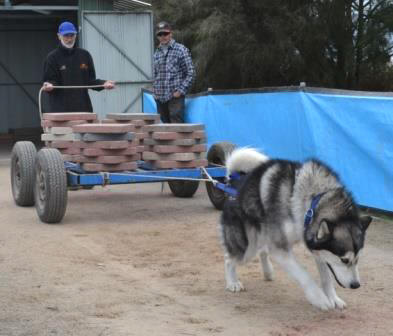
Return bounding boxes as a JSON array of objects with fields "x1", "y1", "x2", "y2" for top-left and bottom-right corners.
[
  {"x1": 213, "y1": 172, "x2": 243, "y2": 198},
  {"x1": 304, "y1": 193, "x2": 325, "y2": 228}
]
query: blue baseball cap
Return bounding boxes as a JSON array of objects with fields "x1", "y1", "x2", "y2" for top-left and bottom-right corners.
[{"x1": 58, "y1": 21, "x2": 77, "y2": 35}]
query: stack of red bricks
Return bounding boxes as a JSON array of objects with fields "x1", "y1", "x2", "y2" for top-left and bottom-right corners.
[
  {"x1": 102, "y1": 113, "x2": 160, "y2": 159},
  {"x1": 42, "y1": 113, "x2": 139, "y2": 172},
  {"x1": 71, "y1": 123, "x2": 138, "y2": 172},
  {"x1": 42, "y1": 112, "x2": 98, "y2": 158},
  {"x1": 142, "y1": 123, "x2": 208, "y2": 169}
]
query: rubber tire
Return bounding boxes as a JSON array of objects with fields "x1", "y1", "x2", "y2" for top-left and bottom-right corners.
[
  {"x1": 205, "y1": 142, "x2": 236, "y2": 210},
  {"x1": 168, "y1": 180, "x2": 200, "y2": 198},
  {"x1": 10, "y1": 141, "x2": 37, "y2": 206},
  {"x1": 34, "y1": 148, "x2": 68, "y2": 224}
]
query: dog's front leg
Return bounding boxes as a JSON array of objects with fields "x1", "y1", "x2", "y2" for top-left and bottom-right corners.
[
  {"x1": 272, "y1": 250, "x2": 334, "y2": 310},
  {"x1": 224, "y1": 253, "x2": 245, "y2": 292},
  {"x1": 314, "y1": 256, "x2": 347, "y2": 309}
]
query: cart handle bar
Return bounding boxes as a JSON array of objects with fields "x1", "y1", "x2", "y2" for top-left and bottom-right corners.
[{"x1": 38, "y1": 85, "x2": 105, "y2": 121}]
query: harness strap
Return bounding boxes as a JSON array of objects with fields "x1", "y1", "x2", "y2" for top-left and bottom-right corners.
[
  {"x1": 304, "y1": 192, "x2": 326, "y2": 228},
  {"x1": 215, "y1": 182, "x2": 238, "y2": 197}
]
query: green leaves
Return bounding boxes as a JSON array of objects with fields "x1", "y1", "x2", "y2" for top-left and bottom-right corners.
[{"x1": 150, "y1": 0, "x2": 393, "y2": 91}]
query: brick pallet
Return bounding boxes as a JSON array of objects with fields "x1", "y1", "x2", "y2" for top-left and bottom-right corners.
[
  {"x1": 103, "y1": 113, "x2": 160, "y2": 155},
  {"x1": 142, "y1": 123, "x2": 208, "y2": 169},
  {"x1": 41, "y1": 113, "x2": 139, "y2": 172},
  {"x1": 71, "y1": 123, "x2": 138, "y2": 171},
  {"x1": 42, "y1": 113, "x2": 98, "y2": 158}
]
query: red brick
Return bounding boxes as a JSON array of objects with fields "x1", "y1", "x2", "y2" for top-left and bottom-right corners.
[
  {"x1": 135, "y1": 132, "x2": 148, "y2": 140},
  {"x1": 100, "y1": 119, "x2": 123, "y2": 124},
  {"x1": 126, "y1": 153, "x2": 141, "y2": 161},
  {"x1": 143, "y1": 123, "x2": 204, "y2": 133},
  {"x1": 71, "y1": 155, "x2": 139, "y2": 164},
  {"x1": 70, "y1": 155, "x2": 89, "y2": 163},
  {"x1": 129, "y1": 120, "x2": 145, "y2": 127},
  {"x1": 45, "y1": 141, "x2": 74, "y2": 149},
  {"x1": 41, "y1": 119, "x2": 89, "y2": 128},
  {"x1": 151, "y1": 131, "x2": 205, "y2": 140},
  {"x1": 146, "y1": 144, "x2": 207, "y2": 153},
  {"x1": 82, "y1": 147, "x2": 137, "y2": 156},
  {"x1": 42, "y1": 113, "x2": 97, "y2": 121},
  {"x1": 136, "y1": 145, "x2": 145, "y2": 153},
  {"x1": 144, "y1": 138, "x2": 204, "y2": 146},
  {"x1": 81, "y1": 162, "x2": 138, "y2": 172},
  {"x1": 45, "y1": 127, "x2": 73, "y2": 135},
  {"x1": 74, "y1": 141, "x2": 131, "y2": 149},
  {"x1": 57, "y1": 147, "x2": 81, "y2": 155},
  {"x1": 62, "y1": 154, "x2": 74, "y2": 162},
  {"x1": 72, "y1": 123, "x2": 135, "y2": 133},
  {"x1": 97, "y1": 155, "x2": 136, "y2": 164},
  {"x1": 143, "y1": 152, "x2": 204, "y2": 161}
]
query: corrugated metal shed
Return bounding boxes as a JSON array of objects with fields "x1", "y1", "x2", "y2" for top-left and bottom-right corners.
[
  {"x1": 82, "y1": 11, "x2": 154, "y2": 117},
  {"x1": 113, "y1": 0, "x2": 151, "y2": 10},
  {"x1": 0, "y1": 0, "x2": 152, "y2": 139}
]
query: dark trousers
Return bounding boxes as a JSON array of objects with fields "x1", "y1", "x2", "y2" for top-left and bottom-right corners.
[{"x1": 156, "y1": 96, "x2": 185, "y2": 123}]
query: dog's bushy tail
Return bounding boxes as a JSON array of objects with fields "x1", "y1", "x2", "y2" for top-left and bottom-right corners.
[{"x1": 226, "y1": 147, "x2": 269, "y2": 176}]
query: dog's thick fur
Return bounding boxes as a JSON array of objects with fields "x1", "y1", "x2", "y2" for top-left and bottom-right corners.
[{"x1": 220, "y1": 148, "x2": 372, "y2": 310}]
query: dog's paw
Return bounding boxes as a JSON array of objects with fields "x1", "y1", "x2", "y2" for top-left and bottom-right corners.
[
  {"x1": 306, "y1": 288, "x2": 334, "y2": 311},
  {"x1": 226, "y1": 281, "x2": 245, "y2": 292},
  {"x1": 329, "y1": 295, "x2": 347, "y2": 309}
]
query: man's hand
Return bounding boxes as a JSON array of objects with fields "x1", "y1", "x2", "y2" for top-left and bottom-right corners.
[
  {"x1": 173, "y1": 90, "x2": 182, "y2": 98},
  {"x1": 103, "y1": 80, "x2": 115, "y2": 90},
  {"x1": 42, "y1": 82, "x2": 54, "y2": 92}
]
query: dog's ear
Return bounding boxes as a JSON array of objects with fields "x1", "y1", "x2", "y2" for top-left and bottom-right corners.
[
  {"x1": 316, "y1": 219, "x2": 333, "y2": 243},
  {"x1": 305, "y1": 219, "x2": 333, "y2": 249},
  {"x1": 360, "y1": 216, "x2": 372, "y2": 232}
]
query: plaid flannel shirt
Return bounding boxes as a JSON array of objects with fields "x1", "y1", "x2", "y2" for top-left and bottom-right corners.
[{"x1": 153, "y1": 39, "x2": 195, "y2": 103}]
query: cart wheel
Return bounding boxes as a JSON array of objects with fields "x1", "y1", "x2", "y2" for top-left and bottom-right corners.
[
  {"x1": 34, "y1": 148, "x2": 68, "y2": 224},
  {"x1": 168, "y1": 180, "x2": 200, "y2": 198},
  {"x1": 10, "y1": 141, "x2": 37, "y2": 206},
  {"x1": 205, "y1": 142, "x2": 236, "y2": 210}
]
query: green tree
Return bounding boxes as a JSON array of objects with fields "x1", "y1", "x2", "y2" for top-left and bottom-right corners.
[{"x1": 150, "y1": 0, "x2": 393, "y2": 91}]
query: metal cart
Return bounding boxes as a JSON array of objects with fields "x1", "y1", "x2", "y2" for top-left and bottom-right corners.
[
  {"x1": 10, "y1": 86, "x2": 235, "y2": 223},
  {"x1": 10, "y1": 137, "x2": 234, "y2": 224}
]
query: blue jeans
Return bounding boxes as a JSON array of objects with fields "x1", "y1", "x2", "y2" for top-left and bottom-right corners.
[{"x1": 156, "y1": 96, "x2": 185, "y2": 123}]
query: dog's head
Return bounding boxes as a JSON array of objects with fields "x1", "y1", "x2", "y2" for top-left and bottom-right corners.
[{"x1": 305, "y1": 205, "x2": 372, "y2": 289}]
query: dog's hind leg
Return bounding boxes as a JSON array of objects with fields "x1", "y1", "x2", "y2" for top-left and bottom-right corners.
[
  {"x1": 271, "y1": 249, "x2": 334, "y2": 310},
  {"x1": 224, "y1": 253, "x2": 244, "y2": 292},
  {"x1": 259, "y1": 251, "x2": 274, "y2": 281},
  {"x1": 314, "y1": 256, "x2": 347, "y2": 309}
]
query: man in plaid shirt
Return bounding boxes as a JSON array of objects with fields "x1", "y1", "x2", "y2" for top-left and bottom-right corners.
[{"x1": 153, "y1": 21, "x2": 195, "y2": 123}]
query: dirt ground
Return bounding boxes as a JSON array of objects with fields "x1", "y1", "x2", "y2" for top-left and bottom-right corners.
[{"x1": 0, "y1": 146, "x2": 393, "y2": 336}]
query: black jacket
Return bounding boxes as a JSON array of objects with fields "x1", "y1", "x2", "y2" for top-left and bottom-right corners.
[{"x1": 42, "y1": 44, "x2": 105, "y2": 112}]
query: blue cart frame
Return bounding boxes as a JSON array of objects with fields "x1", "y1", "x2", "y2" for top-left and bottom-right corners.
[
  {"x1": 10, "y1": 141, "x2": 232, "y2": 224},
  {"x1": 65, "y1": 161, "x2": 227, "y2": 187}
]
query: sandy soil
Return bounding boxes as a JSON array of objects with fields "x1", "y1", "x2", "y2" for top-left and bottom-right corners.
[{"x1": 0, "y1": 156, "x2": 392, "y2": 336}]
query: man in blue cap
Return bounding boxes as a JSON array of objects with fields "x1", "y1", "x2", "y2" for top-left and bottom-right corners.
[{"x1": 42, "y1": 21, "x2": 115, "y2": 112}]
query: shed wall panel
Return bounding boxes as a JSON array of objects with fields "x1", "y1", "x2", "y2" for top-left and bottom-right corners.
[{"x1": 82, "y1": 12, "x2": 153, "y2": 118}]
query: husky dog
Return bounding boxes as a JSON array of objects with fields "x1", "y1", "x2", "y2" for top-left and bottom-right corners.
[{"x1": 220, "y1": 148, "x2": 372, "y2": 310}]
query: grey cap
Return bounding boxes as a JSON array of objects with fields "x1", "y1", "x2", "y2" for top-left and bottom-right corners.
[{"x1": 156, "y1": 21, "x2": 172, "y2": 34}]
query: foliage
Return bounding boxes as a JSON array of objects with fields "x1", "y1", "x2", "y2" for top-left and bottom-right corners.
[{"x1": 150, "y1": 0, "x2": 393, "y2": 92}]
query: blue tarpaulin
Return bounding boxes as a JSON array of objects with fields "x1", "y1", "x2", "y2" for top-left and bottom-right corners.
[{"x1": 142, "y1": 87, "x2": 393, "y2": 211}]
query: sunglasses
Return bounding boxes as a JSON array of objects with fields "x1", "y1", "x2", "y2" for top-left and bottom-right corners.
[{"x1": 157, "y1": 31, "x2": 170, "y2": 37}]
